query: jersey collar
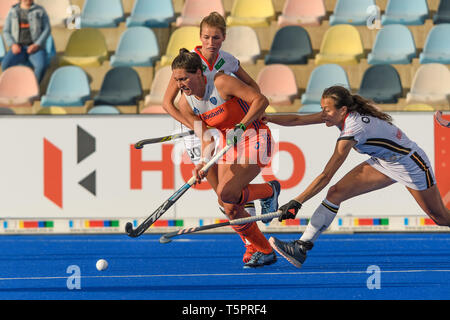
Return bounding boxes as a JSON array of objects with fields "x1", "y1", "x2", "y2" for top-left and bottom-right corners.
[{"x1": 194, "y1": 46, "x2": 219, "y2": 72}]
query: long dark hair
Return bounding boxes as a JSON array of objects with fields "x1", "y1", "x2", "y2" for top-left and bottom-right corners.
[
  {"x1": 171, "y1": 48, "x2": 203, "y2": 74},
  {"x1": 322, "y1": 86, "x2": 392, "y2": 123}
]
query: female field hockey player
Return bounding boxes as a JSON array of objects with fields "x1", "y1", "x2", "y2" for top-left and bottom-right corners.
[
  {"x1": 264, "y1": 85, "x2": 450, "y2": 268},
  {"x1": 170, "y1": 48, "x2": 280, "y2": 268},
  {"x1": 162, "y1": 12, "x2": 263, "y2": 263}
]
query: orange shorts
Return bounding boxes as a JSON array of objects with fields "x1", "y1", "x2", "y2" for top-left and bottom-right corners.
[{"x1": 220, "y1": 127, "x2": 274, "y2": 168}]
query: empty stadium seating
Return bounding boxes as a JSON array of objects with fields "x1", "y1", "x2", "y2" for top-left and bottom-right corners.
[
  {"x1": 367, "y1": 24, "x2": 417, "y2": 64},
  {"x1": 110, "y1": 27, "x2": 160, "y2": 67},
  {"x1": 264, "y1": 26, "x2": 312, "y2": 65},
  {"x1": 278, "y1": 0, "x2": 326, "y2": 27},
  {"x1": 126, "y1": 0, "x2": 175, "y2": 28},
  {"x1": 434, "y1": 0, "x2": 450, "y2": 24},
  {"x1": 358, "y1": 65, "x2": 403, "y2": 103},
  {"x1": 176, "y1": 0, "x2": 225, "y2": 27},
  {"x1": 221, "y1": 26, "x2": 261, "y2": 64},
  {"x1": 381, "y1": 0, "x2": 429, "y2": 25},
  {"x1": 160, "y1": 26, "x2": 201, "y2": 67},
  {"x1": 315, "y1": 24, "x2": 364, "y2": 65},
  {"x1": 88, "y1": 105, "x2": 121, "y2": 114},
  {"x1": 144, "y1": 66, "x2": 180, "y2": 108},
  {"x1": 40, "y1": 66, "x2": 90, "y2": 107},
  {"x1": 0, "y1": 66, "x2": 39, "y2": 107},
  {"x1": 257, "y1": 64, "x2": 298, "y2": 106},
  {"x1": 35, "y1": 0, "x2": 71, "y2": 27},
  {"x1": 329, "y1": 0, "x2": 375, "y2": 26},
  {"x1": 80, "y1": 0, "x2": 125, "y2": 28},
  {"x1": 226, "y1": 0, "x2": 275, "y2": 27},
  {"x1": 419, "y1": 24, "x2": 450, "y2": 64},
  {"x1": 298, "y1": 104, "x2": 322, "y2": 113}
]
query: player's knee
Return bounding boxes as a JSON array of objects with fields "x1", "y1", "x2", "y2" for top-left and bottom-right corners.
[
  {"x1": 217, "y1": 184, "x2": 241, "y2": 204},
  {"x1": 326, "y1": 185, "x2": 339, "y2": 201}
]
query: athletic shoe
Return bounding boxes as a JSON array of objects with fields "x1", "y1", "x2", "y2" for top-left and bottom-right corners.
[
  {"x1": 269, "y1": 237, "x2": 313, "y2": 268},
  {"x1": 243, "y1": 250, "x2": 277, "y2": 268},
  {"x1": 260, "y1": 180, "x2": 281, "y2": 223},
  {"x1": 243, "y1": 243, "x2": 257, "y2": 263}
]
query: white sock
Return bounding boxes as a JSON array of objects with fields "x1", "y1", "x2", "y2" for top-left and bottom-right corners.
[
  {"x1": 300, "y1": 199, "x2": 338, "y2": 243},
  {"x1": 219, "y1": 201, "x2": 256, "y2": 217}
]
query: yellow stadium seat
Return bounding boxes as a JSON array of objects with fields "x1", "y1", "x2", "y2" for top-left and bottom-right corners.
[
  {"x1": 37, "y1": 107, "x2": 68, "y2": 115},
  {"x1": 59, "y1": 28, "x2": 108, "y2": 67},
  {"x1": 226, "y1": 0, "x2": 275, "y2": 27},
  {"x1": 315, "y1": 24, "x2": 364, "y2": 65},
  {"x1": 160, "y1": 26, "x2": 201, "y2": 67},
  {"x1": 403, "y1": 104, "x2": 435, "y2": 111}
]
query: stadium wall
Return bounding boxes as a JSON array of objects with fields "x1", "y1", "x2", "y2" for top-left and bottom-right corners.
[{"x1": 0, "y1": 112, "x2": 448, "y2": 234}]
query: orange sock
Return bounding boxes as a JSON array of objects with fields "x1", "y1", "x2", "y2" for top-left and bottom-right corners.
[
  {"x1": 239, "y1": 183, "x2": 273, "y2": 205},
  {"x1": 231, "y1": 222, "x2": 272, "y2": 254}
]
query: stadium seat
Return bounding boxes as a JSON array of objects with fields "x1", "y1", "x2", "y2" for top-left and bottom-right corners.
[
  {"x1": 37, "y1": 106, "x2": 67, "y2": 115},
  {"x1": 406, "y1": 63, "x2": 450, "y2": 106},
  {"x1": 221, "y1": 26, "x2": 260, "y2": 64},
  {"x1": 80, "y1": 0, "x2": 125, "y2": 28},
  {"x1": 278, "y1": 0, "x2": 326, "y2": 27},
  {"x1": 329, "y1": 0, "x2": 375, "y2": 25},
  {"x1": 367, "y1": 24, "x2": 416, "y2": 65},
  {"x1": 88, "y1": 105, "x2": 121, "y2": 114},
  {"x1": 1, "y1": 0, "x2": 21, "y2": 27},
  {"x1": 315, "y1": 24, "x2": 364, "y2": 65},
  {"x1": 357, "y1": 65, "x2": 403, "y2": 103},
  {"x1": 264, "y1": 26, "x2": 312, "y2": 65},
  {"x1": 45, "y1": 34, "x2": 56, "y2": 66},
  {"x1": 226, "y1": 0, "x2": 275, "y2": 27},
  {"x1": 144, "y1": 66, "x2": 181, "y2": 107},
  {"x1": 40, "y1": 66, "x2": 90, "y2": 107},
  {"x1": 160, "y1": 27, "x2": 201, "y2": 67},
  {"x1": 403, "y1": 104, "x2": 435, "y2": 111},
  {"x1": 140, "y1": 105, "x2": 168, "y2": 114},
  {"x1": 433, "y1": 0, "x2": 450, "y2": 24},
  {"x1": 94, "y1": 67, "x2": 143, "y2": 106},
  {"x1": 176, "y1": 0, "x2": 225, "y2": 27},
  {"x1": 0, "y1": 66, "x2": 39, "y2": 107},
  {"x1": 126, "y1": 0, "x2": 175, "y2": 28},
  {"x1": 35, "y1": 0, "x2": 71, "y2": 27},
  {"x1": 381, "y1": 0, "x2": 428, "y2": 25},
  {"x1": 0, "y1": 107, "x2": 15, "y2": 114},
  {"x1": 298, "y1": 104, "x2": 322, "y2": 113},
  {"x1": 59, "y1": 28, "x2": 108, "y2": 67},
  {"x1": 301, "y1": 64, "x2": 350, "y2": 105},
  {"x1": 110, "y1": 27, "x2": 160, "y2": 67},
  {"x1": 419, "y1": 24, "x2": 450, "y2": 64},
  {"x1": 256, "y1": 64, "x2": 297, "y2": 106}
]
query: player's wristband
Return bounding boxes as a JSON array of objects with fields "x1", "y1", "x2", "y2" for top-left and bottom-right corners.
[{"x1": 236, "y1": 123, "x2": 246, "y2": 131}]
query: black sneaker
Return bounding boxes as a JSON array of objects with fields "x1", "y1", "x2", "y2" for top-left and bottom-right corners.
[
  {"x1": 243, "y1": 250, "x2": 277, "y2": 268},
  {"x1": 269, "y1": 237, "x2": 313, "y2": 268}
]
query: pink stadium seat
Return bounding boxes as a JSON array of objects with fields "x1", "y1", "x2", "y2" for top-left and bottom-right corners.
[
  {"x1": 0, "y1": 66, "x2": 39, "y2": 107},
  {"x1": 278, "y1": 0, "x2": 326, "y2": 27},
  {"x1": 140, "y1": 105, "x2": 168, "y2": 114},
  {"x1": 0, "y1": 0, "x2": 17, "y2": 27},
  {"x1": 256, "y1": 64, "x2": 298, "y2": 106},
  {"x1": 176, "y1": 0, "x2": 225, "y2": 26}
]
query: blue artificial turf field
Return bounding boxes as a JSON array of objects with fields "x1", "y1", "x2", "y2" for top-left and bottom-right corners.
[{"x1": 0, "y1": 233, "x2": 449, "y2": 300}]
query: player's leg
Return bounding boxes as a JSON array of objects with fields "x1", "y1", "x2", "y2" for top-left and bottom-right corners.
[
  {"x1": 218, "y1": 162, "x2": 276, "y2": 267},
  {"x1": 406, "y1": 185, "x2": 450, "y2": 226},
  {"x1": 270, "y1": 161, "x2": 395, "y2": 268}
]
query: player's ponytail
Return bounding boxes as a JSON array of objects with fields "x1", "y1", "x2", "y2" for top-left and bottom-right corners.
[
  {"x1": 172, "y1": 48, "x2": 203, "y2": 74},
  {"x1": 322, "y1": 86, "x2": 392, "y2": 123}
]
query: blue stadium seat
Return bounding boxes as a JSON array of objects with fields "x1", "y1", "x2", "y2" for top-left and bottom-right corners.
[
  {"x1": 301, "y1": 64, "x2": 350, "y2": 105},
  {"x1": 298, "y1": 104, "x2": 322, "y2": 113},
  {"x1": 264, "y1": 26, "x2": 312, "y2": 65},
  {"x1": 329, "y1": 0, "x2": 375, "y2": 25},
  {"x1": 419, "y1": 24, "x2": 450, "y2": 64},
  {"x1": 80, "y1": 0, "x2": 125, "y2": 28},
  {"x1": 45, "y1": 34, "x2": 56, "y2": 66},
  {"x1": 126, "y1": 0, "x2": 175, "y2": 28},
  {"x1": 358, "y1": 65, "x2": 403, "y2": 103},
  {"x1": 94, "y1": 67, "x2": 143, "y2": 106},
  {"x1": 40, "y1": 66, "x2": 90, "y2": 107},
  {"x1": 434, "y1": 0, "x2": 450, "y2": 24},
  {"x1": 0, "y1": 36, "x2": 5, "y2": 63},
  {"x1": 88, "y1": 105, "x2": 120, "y2": 114},
  {"x1": 367, "y1": 24, "x2": 416, "y2": 64},
  {"x1": 110, "y1": 27, "x2": 159, "y2": 67},
  {"x1": 381, "y1": 0, "x2": 428, "y2": 25}
]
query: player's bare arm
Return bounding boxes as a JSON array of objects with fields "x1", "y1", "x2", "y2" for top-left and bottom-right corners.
[
  {"x1": 162, "y1": 76, "x2": 193, "y2": 129},
  {"x1": 263, "y1": 112, "x2": 324, "y2": 126}
]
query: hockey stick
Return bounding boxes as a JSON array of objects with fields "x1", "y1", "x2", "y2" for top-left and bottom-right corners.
[
  {"x1": 134, "y1": 130, "x2": 195, "y2": 149},
  {"x1": 159, "y1": 211, "x2": 282, "y2": 243},
  {"x1": 435, "y1": 111, "x2": 450, "y2": 128},
  {"x1": 125, "y1": 143, "x2": 233, "y2": 237}
]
